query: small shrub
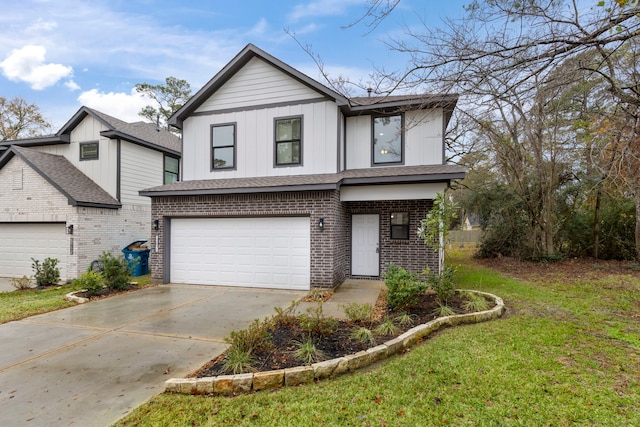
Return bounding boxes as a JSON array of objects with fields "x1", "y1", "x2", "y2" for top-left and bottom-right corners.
[
  {"x1": 292, "y1": 337, "x2": 326, "y2": 365},
  {"x1": 31, "y1": 257, "x2": 60, "y2": 286},
  {"x1": 340, "y1": 302, "x2": 373, "y2": 324},
  {"x1": 11, "y1": 275, "x2": 33, "y2": 290},
  {"x1": 300, "y1": 303, "x2": 337, "y2": 337},
  {"x1": 424, "y1": 265, "x2": 457, "y2": 306},
  {"x1": 225, "y1": 319, "x2": 272, "y2": 354},
  {"x1": 273, "y1": 300, "x2": 300, "y2": 328},
  {"x1": 73, "y1": 271, "x2": 104, "y2": 296},
  {"x1": 384, "y1": 263, "x2": 426, "y2": 310},
  {"x1": 394, "y1": 312, "x2": 416, "y2": 327},
  {"x1": 222, "y1": 347, "x2": 256, "y2": 374},
  {"x1": 374, "y1": 318, "x2": 399, "y2": 336},
  {"x1": 350, "y1": 326, "x2": 376, "y2": 346},
  {"x1": 98, "y1": 252, "x2": 130, "y2": 291},
  {"x1": 461, "y1": 291, "x2": 490, "y2": 312}
]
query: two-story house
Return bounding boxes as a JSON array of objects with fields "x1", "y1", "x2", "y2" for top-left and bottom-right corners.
[
  {"x1": 0, "y1": 107, "x2": 181, "y2": 281},
  {"x1": 141, "y1": 44, "x2": 465, "y2": 291}
]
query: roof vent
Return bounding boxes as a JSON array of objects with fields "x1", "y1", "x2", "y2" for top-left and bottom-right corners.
[{"x1": 367, "y1": 88, "x2": 373, "y2": 97}]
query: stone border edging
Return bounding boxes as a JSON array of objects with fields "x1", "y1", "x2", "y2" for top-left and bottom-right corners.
[
  {"x1": 65, "y1": 291, "x2": 89, "y2": 304},
  {"x1": 164, "y1": 290, "x2": 505, "y2": 395}
]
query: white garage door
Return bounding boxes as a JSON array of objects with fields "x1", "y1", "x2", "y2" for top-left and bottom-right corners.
[
  {"x1": 170, "y1": 217, "x2": 310, "y2": 290},
  {"x1": 0, "y1": 223, "x2": 68, "y2": 280}
]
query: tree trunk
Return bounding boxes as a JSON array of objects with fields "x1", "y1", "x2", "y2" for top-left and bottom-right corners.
[
  {"x1": 593, "y1": 186, "x2": 601, "y2": 259},
  {"x1": 635, "y1": 192, "x2": 640, "y2": 262}
]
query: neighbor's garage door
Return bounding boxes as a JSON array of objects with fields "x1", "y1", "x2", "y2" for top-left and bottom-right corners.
[
  {"x1": 0, "y1": 223, "x2": 68, "y2": 280},
  {"x1": 170, "y1": 217, "x2": 310, "y2": 290}
]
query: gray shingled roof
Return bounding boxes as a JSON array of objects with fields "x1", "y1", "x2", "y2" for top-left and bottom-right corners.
[
  {"x1": 7, "y1": 146, "x2": 121, "y2": 208},
  {"x1": 81, "y1": 107, "x2": 181, "y2": 154},
  {"x1": 140, "y1": 164, "x2": 466, "y2": 197}
]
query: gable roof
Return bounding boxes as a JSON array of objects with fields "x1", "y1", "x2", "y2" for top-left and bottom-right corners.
[
  {"x1": 168, "y1": 44, "x2": 458, "y2": 129},
  {"x1": 169, "y1": 43, "x2": 350, "y2": 128},
  {"x1": 140, "y1": 164, "x2": 466, "y2": 197},
  {"x1": 0, "y1": 146, "x2": 121, "y2": 209},
  {"x1": 0, "y1": 106, "x2": 181, "y2": 156}
]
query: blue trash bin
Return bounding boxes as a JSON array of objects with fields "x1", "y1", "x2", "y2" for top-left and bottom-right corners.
[{"x1": 122, "y1": 240, "x2": 150, "y2": 276}]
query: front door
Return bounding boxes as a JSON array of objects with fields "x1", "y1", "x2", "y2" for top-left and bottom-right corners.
[{"x1": 351, "y1": 214, "x2": 380, "y2": 276}]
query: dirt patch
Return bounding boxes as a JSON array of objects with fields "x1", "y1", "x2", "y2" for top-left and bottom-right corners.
[{"x1": 477, "y1": 256, "x2": 640, "y2": 284}]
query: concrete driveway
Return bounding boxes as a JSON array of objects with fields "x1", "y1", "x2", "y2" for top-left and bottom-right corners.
[{"x1": 0, "y1": 284, "x2": 305, "y2": 427}]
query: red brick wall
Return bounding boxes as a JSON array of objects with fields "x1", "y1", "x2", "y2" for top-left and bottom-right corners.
[
  {"x1": 150, "y1": 192, "x2": 436, "y2": 289},
  {"x1": 345, "y1": 199, "x2": 437, "y2": 278}
]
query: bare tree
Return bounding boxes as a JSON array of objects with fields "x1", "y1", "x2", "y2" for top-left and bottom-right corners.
[
  {"x1": 352, "y1": 0, "x2": 640, "y2": 259},
  {"x1": 0, "y1": 97, "x2": 52, "y2": 141}
]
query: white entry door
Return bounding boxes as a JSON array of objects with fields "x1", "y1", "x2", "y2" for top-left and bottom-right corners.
[{"x1": 351, "y1": 214, "x2": 379, "y2": 276}]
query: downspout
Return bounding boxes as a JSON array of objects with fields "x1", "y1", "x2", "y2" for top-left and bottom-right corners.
[{"x1": 116, "y1": 138, "x2": 121, "y2": 201}]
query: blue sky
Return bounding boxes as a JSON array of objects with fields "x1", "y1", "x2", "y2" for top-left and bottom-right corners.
[{"x1": 0, "y1": 0, "x2": 467, "y2": 129}]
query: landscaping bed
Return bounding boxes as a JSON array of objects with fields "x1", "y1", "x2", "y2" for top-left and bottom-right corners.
[{"x1": 193, "y1": 289, "x2": 492, "y2": 378}]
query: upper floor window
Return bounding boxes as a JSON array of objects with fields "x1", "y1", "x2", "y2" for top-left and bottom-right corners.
[
  {"x1": 79, "y1": 141, "x2": 99, "y2": 161},
  {"x1": 211, "y1": 123, "x2": 236, "y2": 170},
  {"x1": 373, "y1": 115, "x2": 403, "y2": 165},
  {"x1": 164, "y1": 155, "x2": 179, "y2": 184},
  {"x1": 275, "y1": 116, "x2": 302, "y2": 166}
]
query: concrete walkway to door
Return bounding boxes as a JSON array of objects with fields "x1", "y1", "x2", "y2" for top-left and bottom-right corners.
[{"x1": 0, "y1": 284, "x2": 305, "y2": 427}]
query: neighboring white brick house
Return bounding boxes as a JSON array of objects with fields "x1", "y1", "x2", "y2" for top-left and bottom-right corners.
[{"x1": 0, "y1": 107, "x2": 181, "y2": 281}]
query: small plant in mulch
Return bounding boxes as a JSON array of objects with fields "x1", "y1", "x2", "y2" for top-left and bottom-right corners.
[{"x1": 73, "y1": 252, "x2": 136, "y2": 299}]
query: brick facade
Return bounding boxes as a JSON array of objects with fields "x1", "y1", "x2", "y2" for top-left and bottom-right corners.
[
  {"x1": 150, "y1": 190, "x2": 436, "y2": 289},
  {"x1": 345, "y1": 199, "x2": 437, "y2": 277}
]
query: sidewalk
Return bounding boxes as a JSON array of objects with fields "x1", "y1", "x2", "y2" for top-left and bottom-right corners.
[{"x1": 298, "y1": 279, "x2": 384, "y2": 318}]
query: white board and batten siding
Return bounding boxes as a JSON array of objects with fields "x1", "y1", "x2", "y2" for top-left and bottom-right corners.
[
  {"x1": 170, "y1": 217, "x2": 310, "y2": 290},
  {"x1": 34, "y1": 115, "x2": 118, "y2": 199},
  {"x1": 196, "y1": 57, "x2": 322, "y2": 112},
  {"x1": 182, "y1": 56, "x2": 339, "y2": 181},
  {"x1": 119, "y1": 141, "x2": 163, "y2": 205},
  {"x1": 345, "y1": 109, "x2": 445, "y2": 170},
  {"x1": 183, "y1": 101, "x2": 339, "y2": 180}
]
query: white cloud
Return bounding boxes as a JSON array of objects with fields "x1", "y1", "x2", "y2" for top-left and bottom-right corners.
[
  {"x1": 26, "y1": 19, "x2": 58, "y2": 32},
  {"x1": 77, "y1": 88, "x2": 151, "y2": 123},
  {"x1": 64, "y1": 80, "x2": 80, "y2": 91},
  {"x1": 289, "y1": 0, "x2": 366, "y2": 22},
  {"x1": 0, "y1": 45, "x2": 73, "y2": 90}
]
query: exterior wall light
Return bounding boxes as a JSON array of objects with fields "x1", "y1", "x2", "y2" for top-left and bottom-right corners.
[
  {"x1": 66, "y1": 224, "x2": 74, "y2": 235},
  {"x1": 153, "y1": 219, "x2": 159, "y2": 230},
  {"x1": 318, "y1": 217, "x2": 324, "y2": 230}
]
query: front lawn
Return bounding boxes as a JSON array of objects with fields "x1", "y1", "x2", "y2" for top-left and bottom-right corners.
[
  {"x1": 114, "y1": 250, "x2": 640, "y2": 426},
  {"x1": 0, "y1": 274, "x2": 153, "y2": 324}
]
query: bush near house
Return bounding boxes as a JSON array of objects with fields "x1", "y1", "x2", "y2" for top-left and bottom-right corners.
[{"x1": 31, "y1": 257, "x2": 60, "y2": 286}]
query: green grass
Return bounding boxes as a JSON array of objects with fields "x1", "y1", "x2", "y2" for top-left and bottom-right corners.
[
  {"x1": 114, "y1": 253, "x2": 640, "y2": 426},
  {"x1": 0, "y1": 274, "x2": 152, "y2": 324}
]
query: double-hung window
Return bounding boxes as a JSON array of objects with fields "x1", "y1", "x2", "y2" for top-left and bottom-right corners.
[
  {"x1": 390, "y1": 212, "x2": 410, "y2": 240},
  {"x1": 164, "y1": 155, "x2": 179, "y2": 184},
  {"x1": 79, "y1": 141, "x2": 99, "y2": 161},
  {"x1": 211, "y1": 123, "x2": 236, "y2": 170},
  {"x1": 275, "y1": 116, "x2": 302, "y2": 166},
  {"x1": 372, "y1": 114, "x2": 403, "y2": 165}
]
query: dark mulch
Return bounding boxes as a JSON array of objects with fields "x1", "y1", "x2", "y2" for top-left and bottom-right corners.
[
  {"x1": 194, "y1": 290, "x2": 490, "y2": 377},
  {"x1": 73, "y1": 283, "x2": 156, "y2": 300}
]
